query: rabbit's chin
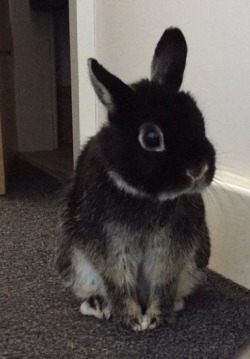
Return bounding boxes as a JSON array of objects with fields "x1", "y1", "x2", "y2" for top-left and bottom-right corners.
[
  {"x1": 158, "y1": 181, "x2": 210, "y2": 201},
  {"x1": 108, "y1": 171, "x2": 211, "y2": 202}
]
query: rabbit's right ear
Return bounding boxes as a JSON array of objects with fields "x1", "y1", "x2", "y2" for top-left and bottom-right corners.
[
  {"x1": 151, "y1": 28, "x2": 188, "y2": 92},
  {"x1": 88, "y1": 58, "x2": 133, "y2": 113}
]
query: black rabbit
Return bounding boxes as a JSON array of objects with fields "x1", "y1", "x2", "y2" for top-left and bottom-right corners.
[{"x1": 56, "y1": 28, "x2": 216, "y2": 330}]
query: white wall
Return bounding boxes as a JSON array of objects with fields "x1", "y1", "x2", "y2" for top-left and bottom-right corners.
[
  {"x1": 94, "y1": 0, "x2": 250, "y2": 288},
  {"x1": 205, "y1": 184, "x2": 250, "y2": 288},
  {"x1": 9, "y1": 0, "x2": 57, "y2": 152},
  {"x1": 95, "y1": 0, "x2": 250, "y2": 182},
  {"x1": 69, "y1": 0, "x2": 96, "y2": 160}
]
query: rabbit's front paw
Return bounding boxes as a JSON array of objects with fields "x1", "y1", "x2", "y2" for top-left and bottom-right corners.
[
  {"x1": 121, "y1": 313, "x2": 144, "y2": 331},
  {"x1": 113, "y1": 298, "x2": 144, "y2": 331},
  {"x1": 141, "y1": 301, "x2": 175, "y2": 330},
  {"x1": 141, "y1": 312, "x2": 174, "y2": 330},
  {"x1": 174, "y1": 298, "x2": 185, "y2": 312},
  {"x1": 80, "y1": 295, "x2": 111, "y2": 320}
]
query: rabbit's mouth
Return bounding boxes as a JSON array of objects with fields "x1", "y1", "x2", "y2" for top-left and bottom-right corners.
[{"x1": 153, "y1": 161, "x2": 216, "y2": 201}]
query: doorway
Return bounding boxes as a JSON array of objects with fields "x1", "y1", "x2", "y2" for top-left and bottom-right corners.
[
  {"x1": 1, "y1": 0, "x2": 97, "y2": 189},
  {"x1": 14, "y1": 0, "x2": 74, "y2": 179}
]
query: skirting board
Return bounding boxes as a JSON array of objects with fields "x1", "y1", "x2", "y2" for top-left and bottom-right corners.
[{"x1": 205, "y1": 170, "x2": 250, "y2": 289}]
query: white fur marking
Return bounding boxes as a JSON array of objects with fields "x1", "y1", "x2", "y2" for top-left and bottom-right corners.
[
  {"x1": 157, "y1": 181, "x2": 205, "y2": 201},
  {"x1": 109, "y1": 171, "x2": 192, "y2": 201},
  {"x1": 80, "y1": 301, "x2": 111, "y2": 320},
  {"x1": 80, "y1": 301, "x2": 102, "y2": 319},
  {"x1": 108, "y1": 171, "x2": 149, "y2": 198},
  {"x1": 158, "y1": 191, "x2": 180, "y2": 201}
]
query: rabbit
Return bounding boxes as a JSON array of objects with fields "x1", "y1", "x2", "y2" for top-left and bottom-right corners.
[{"x1": 56, "y1": 27, "x2": 216, "y2": 331}]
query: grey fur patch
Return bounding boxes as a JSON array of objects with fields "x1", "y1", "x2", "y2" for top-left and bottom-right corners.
[
  {"x1": 176, "y1": 251, "x2": 206, "y2": 300},
  {"x1": 103, "y1": 222, "x2": 143, "y2": 288},
  {"x1": 71, "y1": 248, "x2": 107, "y2": 299}
]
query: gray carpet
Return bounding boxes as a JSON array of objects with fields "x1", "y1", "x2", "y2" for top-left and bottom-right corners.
[{"x1": 1, "y1": 160, "x2": 250, "y2": 359}]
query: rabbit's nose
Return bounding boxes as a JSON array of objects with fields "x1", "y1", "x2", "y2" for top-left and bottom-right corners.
[{"x1": 186, "y1": 164, "x2": 208, "y2": 182}]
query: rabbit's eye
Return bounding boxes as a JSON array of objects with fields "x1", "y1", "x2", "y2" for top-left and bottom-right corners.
[
  {"x1": 144, "y1": 130, "x2": 160, "y2": 148},
  {"x1": 139, "y1": 123, "x2": 165, "y2": 152}
]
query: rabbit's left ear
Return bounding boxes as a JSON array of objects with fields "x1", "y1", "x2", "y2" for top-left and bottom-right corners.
[
  {"x1": 151, "y1": 28, "x2": 187, "y2": 92},
  {"x1": 88, "y1": 58, "x2": 133, "y2": 112}
]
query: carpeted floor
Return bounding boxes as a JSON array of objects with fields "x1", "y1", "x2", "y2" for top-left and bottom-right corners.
[{"x1": 1, "y1": 160, "x2": 250, "y2": 359}]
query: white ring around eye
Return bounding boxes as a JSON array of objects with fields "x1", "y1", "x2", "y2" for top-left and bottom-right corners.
[{"x1": 138, "y1": 123, "x2": 166, "y2": 152}]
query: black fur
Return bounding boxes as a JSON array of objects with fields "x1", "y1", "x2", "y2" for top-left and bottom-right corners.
[{"x1": 56, "y1": 27, "x2": 216, "y2": 331}]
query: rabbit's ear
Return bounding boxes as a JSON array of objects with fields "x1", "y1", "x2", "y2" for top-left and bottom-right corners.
[
  {"x1": 88, "y1": 58, "x2": 133, "y2": 112},
  {"x1": 151, "y1": 28, "x2": 187, "y2": 92}
]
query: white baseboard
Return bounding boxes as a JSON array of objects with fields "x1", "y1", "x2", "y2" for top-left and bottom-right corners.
[{"x1": 204, "y1": 170, "x2": 250, "y2": 289}]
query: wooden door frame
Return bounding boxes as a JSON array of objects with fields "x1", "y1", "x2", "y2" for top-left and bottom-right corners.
[{"x1": 69, "y1": 0, "x2": 97, "y2": 163}]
